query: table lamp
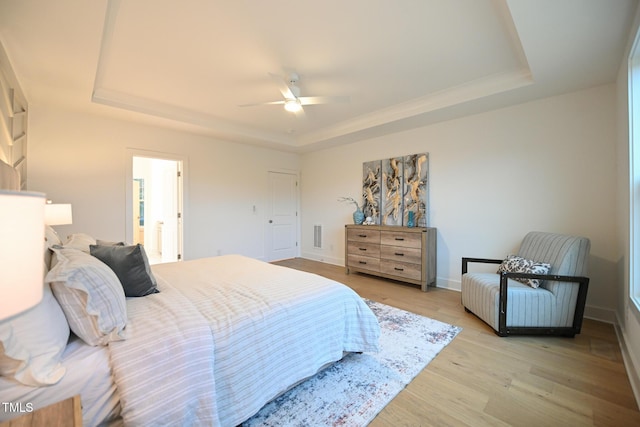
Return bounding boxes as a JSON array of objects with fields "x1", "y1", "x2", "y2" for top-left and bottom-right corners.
[
  {"x1": 0, "y1": 190, "x2": 46, "y2": 320},
  {"x1": 44, "y1": 203, "x2": 73, "y2": 226}
]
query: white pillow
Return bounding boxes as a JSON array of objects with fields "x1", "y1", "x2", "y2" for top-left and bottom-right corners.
[
  {"x1": 45, "y1": 247, "x2": 127, "y2": 346},
  {"x1": 0, "y1": 283, "x2": 70, "y2": 386},
  {"x1": 44, "y1": 225, "x2": 63, "y2": 272},
  {"x1": 44, "y1": 225, "x2": 62, "y2": 248},
  {"x1": 63, "y1": 233, "x2": 97, "y2": 253}
]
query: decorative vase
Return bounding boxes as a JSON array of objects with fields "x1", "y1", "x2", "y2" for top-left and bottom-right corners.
[
  {"x1": 406, "y1": 211, "x2": 415, "y2": 227},
  {"x1": 353, "y1": 208, "x2": 365, "y2": 225}
]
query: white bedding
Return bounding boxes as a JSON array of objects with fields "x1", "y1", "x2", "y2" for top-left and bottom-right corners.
[
  {"x1": 1, "y1": 255, "x2": 380, "y2": 426},
  {"x1": 0, "y1": 335, "x2": 120, "y2": 426},
  {"x1": 153, "y1": 255, "x2": 380, "y2": 426},
  {"x1": 112, "y1": 255, "x2": 380, "y2": 426},
  {"x1": 108, "y1": 269, "x2": 219, "y2": 426}
]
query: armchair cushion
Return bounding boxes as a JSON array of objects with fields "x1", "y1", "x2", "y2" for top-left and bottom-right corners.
[
  {"x1": 462, "y1": 273, "x2": 555, "y2": 329},
  {"x1": 461, "y1": 232, "x2": 590, "y2": 337},
  {"x1": 496, "y1": 255, "x2": 551, "y2": 288}
]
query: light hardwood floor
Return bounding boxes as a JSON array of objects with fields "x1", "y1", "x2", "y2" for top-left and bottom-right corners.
[{"x1": 274, "y1": 258, "x2": 640, "y2": 427}]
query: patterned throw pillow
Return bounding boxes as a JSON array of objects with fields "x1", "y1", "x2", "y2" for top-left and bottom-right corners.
[{"x1": 496, "y1": 255, "x2": 551, "y2": 288}]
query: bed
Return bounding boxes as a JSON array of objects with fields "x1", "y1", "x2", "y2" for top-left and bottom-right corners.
[{"x1": 0, "y1": 229, "x2": 381, "y2": 426}]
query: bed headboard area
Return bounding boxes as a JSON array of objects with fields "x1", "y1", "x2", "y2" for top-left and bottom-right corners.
[{"x1": 0, "y1": 41, "x2": 28, "y2": 191}]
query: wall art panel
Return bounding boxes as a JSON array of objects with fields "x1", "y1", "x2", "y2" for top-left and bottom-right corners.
[
  {"x1": 381, "y1": 157, "x2": 403, "y2": 226},
  {"x1": 403, "y1": 153, "x2": 428, "y2": 227},
  {"x1": 362, "y1": 160, "x2": 381, "y2": 224}
]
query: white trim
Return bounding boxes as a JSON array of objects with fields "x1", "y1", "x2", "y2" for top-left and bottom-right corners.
[
  {"x1": 301, "y1": 252, "x2": 343, "y2": 267},
  {"x1": 583, "y1": 306, "x2": 617, "y2": 325},
  {"x1": 615, "y1": 312, "x2": 640, "y2": 409}
]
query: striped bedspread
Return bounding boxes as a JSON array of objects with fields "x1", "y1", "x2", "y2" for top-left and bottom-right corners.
[
  {"x1": 110, "y1": 255, "x2": 380, "y2": 426},
  {"x1": 108, "y1": 276, "x2": 219, "y2": 426}
]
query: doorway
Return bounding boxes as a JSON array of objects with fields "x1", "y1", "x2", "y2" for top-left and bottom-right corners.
[{"x1": 127, "y1": 151, "x2": 184, "y2": 264}]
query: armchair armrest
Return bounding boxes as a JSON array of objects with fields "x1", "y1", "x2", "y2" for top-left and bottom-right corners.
[
  {"x1": 498, "y1": 271, "x2": 590, "y2": 335},
  {"x1": 461, "y1": 257, "x2": 503, "y2": 274},
  {"x1": 501, "y1": 271, "x2": 589, "y2": 285}
]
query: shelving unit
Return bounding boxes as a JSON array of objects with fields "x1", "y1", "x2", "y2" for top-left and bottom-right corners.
[{"x1": 0, "y1": 64, "x2": 28, "y2": 189}]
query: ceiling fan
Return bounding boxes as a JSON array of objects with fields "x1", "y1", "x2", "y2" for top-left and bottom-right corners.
[{"x1": 240, "y1": 72, "x2": 349, "y2": 113}]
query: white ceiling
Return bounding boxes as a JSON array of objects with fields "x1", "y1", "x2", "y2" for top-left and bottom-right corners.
[{"x1": 0, "y1": 0, "x2": 637, "y2": 152}]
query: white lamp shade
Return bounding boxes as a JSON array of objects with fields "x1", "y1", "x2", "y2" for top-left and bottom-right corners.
[
  {"x1": 44, "y1": 203, "x2": 73, "y2": 226},
  {"x1": 0, "y1": 190, "x2": 46, "y2": 320}
]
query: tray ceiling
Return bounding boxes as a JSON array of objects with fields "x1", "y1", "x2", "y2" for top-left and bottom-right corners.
[{"x1": 0, "y1": 0, "x2": 636, "y2": 151}]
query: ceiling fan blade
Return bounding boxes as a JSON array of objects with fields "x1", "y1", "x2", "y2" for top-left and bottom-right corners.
[
  {"x1": 268, "y1": 72, "x2": 296, "y2": 100},
  {"x1": 238, "y1": 100, "x2": 285, "y2": 107},
  {"x1": 298, "y1": 95, "x2": 350, "y2": 105}
]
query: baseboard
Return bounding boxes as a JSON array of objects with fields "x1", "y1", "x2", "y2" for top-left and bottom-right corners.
[
  {"x1": 584, "y1": 305, "x2": 617, "y2": 324},
  {"x1": 614, "y1": 313, "x2": 640, "y2": 409},
  {"x1": 436, "y1": 277, "x2": 461, "y2": 291},
  {"x1": 300, "y1": 251, "x2": 343, "y2": 267}
]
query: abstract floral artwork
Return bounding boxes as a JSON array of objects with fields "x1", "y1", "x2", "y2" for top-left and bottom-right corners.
[
  {"x1": 361, "y1": 153, "x2": 428, "y2": 226},
  {"x1": 381, "y1": 157, "x2": 404, "y2": 226},
  {"x1": 403, "y1": 153, "x2": 428, "y2": 227},
  {"x1": 362, "y1": 160, "x2": 381, "y2": 223}
]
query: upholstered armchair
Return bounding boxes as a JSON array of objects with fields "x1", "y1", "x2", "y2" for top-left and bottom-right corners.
[{"x1": 461, "y1": 232, "x2": 590, "y2": 337}]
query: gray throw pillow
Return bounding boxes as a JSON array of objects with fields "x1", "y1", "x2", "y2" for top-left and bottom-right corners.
[
  {"x1": 90, "y1": 244, "x2": 159, "y2": 297},
  {"x1": 96, "y1": 239, "x2": 126, "y2": 246}
]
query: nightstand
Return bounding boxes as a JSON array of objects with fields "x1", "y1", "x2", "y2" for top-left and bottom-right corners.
[{"x1": 0, "y1": 395, "x2": 82, "y2": 427}]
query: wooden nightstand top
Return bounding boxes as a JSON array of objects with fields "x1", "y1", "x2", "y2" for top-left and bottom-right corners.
[{"x1": 0, "y1": 395, "x2": 81, "y2": 427}]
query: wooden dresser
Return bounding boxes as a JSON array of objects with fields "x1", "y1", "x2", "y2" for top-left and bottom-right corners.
[{"x1": 345, "y1": 224, "x2": 436, "y2": 291}]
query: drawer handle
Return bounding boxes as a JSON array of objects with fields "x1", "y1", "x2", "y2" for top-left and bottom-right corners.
[
  {"x1": 394, "y1": 237, "x2": 405, "y2": 241},
  {"x1": 394, "y1": 267, "x2": 404, "y2": 271},
  {"x1": 358, "y1": 234, "x2": 368, "y2": 238},
  {"x1": 359, "y1": 248, "x2": 367, "y2": 251},
  {"x1": 394, "y1": 252, "x2": 404, "y2": 256},
  {"x1": 359, "y1": 261, "x2": 367, "y2": 265}
]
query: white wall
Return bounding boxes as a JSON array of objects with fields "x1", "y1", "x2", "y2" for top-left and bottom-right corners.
[
  {"x1": 27, "y1": 106, "x2": 299, "y2": 261},
  {"x1": 301, "y1": 84, "x2": 619, "y2": 320}
]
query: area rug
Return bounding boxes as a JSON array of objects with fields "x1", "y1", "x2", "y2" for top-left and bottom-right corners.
[{"x1": 242, "y1": 299, "x2": 462, "y2": 427}]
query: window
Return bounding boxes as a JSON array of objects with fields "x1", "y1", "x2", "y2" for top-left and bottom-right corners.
[{"x1": 628, "y1": 28, "x2": 640, "y2": 315}]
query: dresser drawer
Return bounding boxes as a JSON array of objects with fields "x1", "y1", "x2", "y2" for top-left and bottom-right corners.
[
  {"x1": 380, "y1": 230, "x2": 422, "y2": 248},
  {"x1": 347, "y1": 254, "x2": 380, "y2": 272},
  {"x1": 347, "y1": 242, "x2": 380, "y2": 258},
  {"x1": 380, "y1": 259, "x2": 422, "y2": 281},
  {"x1": 380, "y1": 245, "x2": 422, "y2": 264},
  {"x1": 347, "y1": 228, "x2": 381, "y2": 243}
]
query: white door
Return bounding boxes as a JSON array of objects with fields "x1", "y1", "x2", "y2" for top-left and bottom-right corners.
[{"x1": 267, "y1": 171, "x2": 298, "y2": 261}]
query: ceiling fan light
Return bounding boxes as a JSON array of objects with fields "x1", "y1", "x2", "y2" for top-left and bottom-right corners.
[{"x1": 284, "y1": 99, "x2": 302, "y2": 112}]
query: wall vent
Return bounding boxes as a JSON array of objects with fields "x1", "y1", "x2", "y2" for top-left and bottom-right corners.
[{"x1": 313, "y1": 224, "x2": 323, "y2": 249}]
